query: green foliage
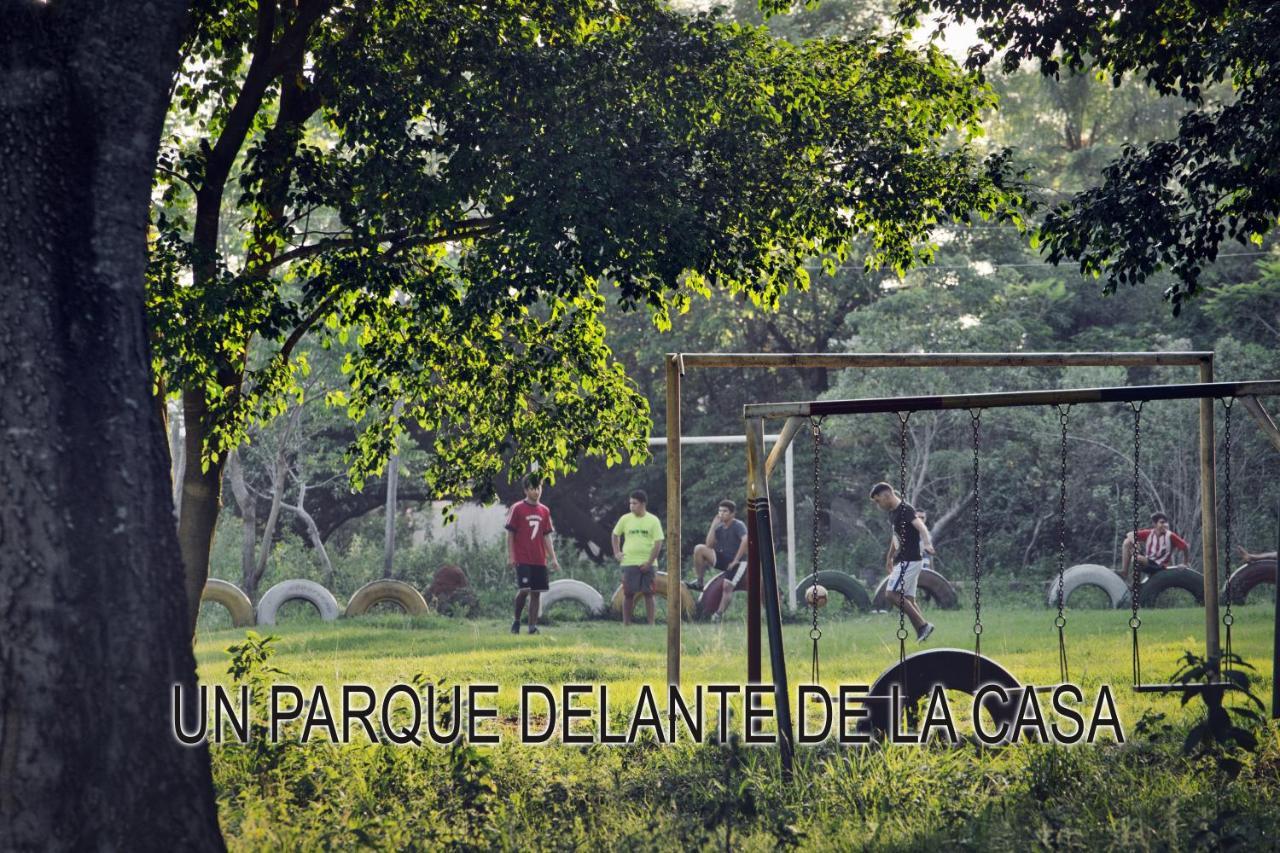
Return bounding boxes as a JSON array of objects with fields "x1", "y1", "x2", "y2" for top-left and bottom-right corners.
[
  {"x1": 896, "y1": 0, "x2": 1280, "y2": 310},
  {"x1": 148, "y1": 0, "x2": 1022, "y2": 507},
  {"x1": 1170, "y1": 650, "x2": 1267, "y2": 779}
]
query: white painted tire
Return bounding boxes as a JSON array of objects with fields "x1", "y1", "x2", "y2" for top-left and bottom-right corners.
[
  {"x1": 538, "y1": 579, "x2": 606, "y2": 621},
  {"x1": 1046, "y1": 563, "x2": 1129, "y2": 610},
  {"x1": 256, "y1": 579, "x2": 341, "y2": 625},
  {"x1": 344, "y1": 579, "x2": 429, "y2": 617},
  {"x1": 201, "y1": 579, "x2": 255, "y2": 627}
]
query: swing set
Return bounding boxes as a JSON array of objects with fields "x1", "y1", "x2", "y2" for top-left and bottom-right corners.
[{"x1": 742, "y1": 379, "x2": 1280, "y2": 774}]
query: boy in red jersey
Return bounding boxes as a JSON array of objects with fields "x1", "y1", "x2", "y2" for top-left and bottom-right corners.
[
  {"x1": 506, "y1": 474, "x2": 559, "y2": 634},
  {"x1": 1119, "y1": 512, "x2": 1190, "y2": 585}
]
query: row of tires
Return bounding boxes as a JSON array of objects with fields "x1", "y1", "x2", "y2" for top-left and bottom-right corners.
[
  {"x1": 201, "y1": 578, "x2": 432, "y2": 627},
  {"x1": 200, "y1": 568, "x2": 965, "y2": 628},
  {"x1": 202, "y1": 559, "x2": 1276, "y2": 627},
  {"x1": 1044, "y1": 560, "x2": 1277, "y2": 610}
]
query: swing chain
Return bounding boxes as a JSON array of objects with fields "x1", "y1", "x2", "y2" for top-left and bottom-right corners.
[
  {"x1": 1055, "y1": 404, "x2": 1071, "y2": 629},
  {"x1": 970, "y1": 409, "x2": 983, "y2": 644},
  {"x1": 809, "y1": 417, "x2": 824, "y2": 644},
  {"x1": 896, "y1": 412, "x2": 912, "y2": 660},
  {"x1": 1055, "y1": 404, "x2": 1071, "y2": 683},
  {"x1": 1128, "y1": 401, "x2": 1144, "y2": 686},
  {"x1": 1128, "y1": 401, "x2": 1145, "y2": 628}
]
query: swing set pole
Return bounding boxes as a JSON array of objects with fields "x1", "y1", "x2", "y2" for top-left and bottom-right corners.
[
  {"x1": 1274, "y1": 496, "x2": 1280, "y2": 720},
  {"x1": 746, "y1": 416, "x2": 795, "y2": 776}
]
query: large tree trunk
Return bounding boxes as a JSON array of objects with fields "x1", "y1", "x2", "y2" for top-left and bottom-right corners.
[{"x1": 0, "y1": 1, "x2": 223, "y2": 848}]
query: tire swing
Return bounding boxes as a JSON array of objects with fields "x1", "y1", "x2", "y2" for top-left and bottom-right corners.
[
  {"x1": 344, "y1": 579, "x2": 430, "y2": 617},
  {"x1": 863, "y1": 409, "x2": 1026, "y2": 737}
]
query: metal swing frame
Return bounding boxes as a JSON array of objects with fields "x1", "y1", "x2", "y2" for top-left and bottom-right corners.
[
  {"x1": 743, "y1": 379, "x2": 1280, "y2": 773},
  {"x1": 664, "y1": 350, "x2": 1217, "y2": 688}
]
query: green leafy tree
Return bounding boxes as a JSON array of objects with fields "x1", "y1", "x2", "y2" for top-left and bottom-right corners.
[
  {"x1": 151, "y1": 0, "x2": 1022, "y2": 628},
  {"x1": 898, "y1": 0, "x2": 1280, "y2": 311}
]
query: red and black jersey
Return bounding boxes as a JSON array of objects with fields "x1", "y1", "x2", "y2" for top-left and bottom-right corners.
[
  {"x1": 506, "y1": 500, "x2": 554, "y2": 566},
  {"x1": 1136, "y1": 527, "x2": 1190, "y2": 566}
]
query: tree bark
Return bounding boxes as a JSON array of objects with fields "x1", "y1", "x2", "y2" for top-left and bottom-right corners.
[
  {"x1": 226, "y1": 449, "x2": 259, "y2": 597},
  {"x1": 178, "y1": 389, "x2": 227, "y2": 630},
  {"x1": 285, "y1": 478, "x2": 334, "y2": 586},
  {"x1": 0, "y1": 1, "x2": 223, "y2": 847},
  {"x1": 168, "y1": 400, "x2": 186, "y2": 525},
  {"x1": 383, "y1": 400, "x2": 403, "y2": 578}
]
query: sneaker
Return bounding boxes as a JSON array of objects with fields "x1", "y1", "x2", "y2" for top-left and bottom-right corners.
[
  {"x1": 528, "y1": 626, "x2": 539, "y2": 635},
  {"x1": 686, "y1": 580, "x2": 704, "y2": 592},
  {"x1": 710, "y1": 612, "x2": 722, "y2": 624},
  {"x1": 916, "y1": 622, "x2": 935, "y2": 643},
  {"x1": 511, "y1": 619, "x2": 521, "y2": 634}
]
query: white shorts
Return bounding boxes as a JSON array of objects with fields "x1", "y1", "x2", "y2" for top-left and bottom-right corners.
[{"x1": 887, "y1": 560, "x2": 925, "y2": 598}]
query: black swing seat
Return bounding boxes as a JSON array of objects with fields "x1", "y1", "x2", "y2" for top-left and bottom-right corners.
[{"x1": 860, "y1": 648, "x2": 1025, "y2": 740}]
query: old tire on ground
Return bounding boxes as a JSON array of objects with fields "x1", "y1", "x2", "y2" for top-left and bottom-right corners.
[
  {"x1": 201, "y1": 579, "x2": 255, "y2": 627},
  {"x1": 695, "y1": 572, "x2": 734, "y2": 620},
  {"x1": 538, "y1": 579, "x2": 606, "y2": 622},
  {"x1": 871, "y1": 568, "x2": 960, "y2": 610},
  {"x1": 610, "y1": 572, "x2": 695, "y2": 621},
  {"x1": 1046, "y1": 563, "x2": 1129, "y2": 610},
  {"x1": 1138, "y1": 566, "x2": 1205, "y2": 608},
  {"x1": 344, "y1": 579, "x2": 429, "y2": 617},
  {"x1": 795, "y1": 571, "x2": 872, "y2": 612},
  {"x1": 1223, "y1": 559, "x2": 1277, "y2": 604},
  {"x1": 257, "y1": 579, "x2": 341, "y2": 625}
]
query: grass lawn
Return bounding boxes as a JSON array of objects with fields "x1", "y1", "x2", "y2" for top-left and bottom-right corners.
[
  {"x1": 195, "y1": 602, "x2": 1280, "y2": 850},
  {"x1": 196, "y1": 604, "x2": 1277, "y2": 721}
]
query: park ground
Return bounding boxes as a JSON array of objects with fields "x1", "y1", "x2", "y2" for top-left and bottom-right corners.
[{"x1": 195, "y1": 603, "x2": 1280, "y2": 850}]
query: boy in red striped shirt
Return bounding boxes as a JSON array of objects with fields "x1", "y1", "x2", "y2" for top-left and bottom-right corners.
[
  {"x1": 506, "y1": 474, "x2": 560, "y2": 634},
  {"x1": 1120, "y1": 512, "x2": 1190, "y2": 585}
]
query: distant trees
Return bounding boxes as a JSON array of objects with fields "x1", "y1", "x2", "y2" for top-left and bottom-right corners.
[{"x1": 899, "y1": 0, "x2": 1280, "y2": 311}]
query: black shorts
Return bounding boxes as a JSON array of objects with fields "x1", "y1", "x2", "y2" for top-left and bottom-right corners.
[
  {"x1": 515, "y1": 563, "x2": 549, "y2": 592},
  {"x1": 714, "y1": 552, "x2": 737, "y2": 572}
]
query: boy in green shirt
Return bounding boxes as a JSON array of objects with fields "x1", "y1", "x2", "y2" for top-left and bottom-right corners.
[{"x1": 611, "y1": 489, "x2": 665, "y2": 626}]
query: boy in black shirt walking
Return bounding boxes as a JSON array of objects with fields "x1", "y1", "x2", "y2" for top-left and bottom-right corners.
[{"x1": 870, "y1": 482, "x2": 936, "y2": 642}]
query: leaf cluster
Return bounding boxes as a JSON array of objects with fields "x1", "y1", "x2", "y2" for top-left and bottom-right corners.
[{"x1": 895, "y1": 0, "x2": 1280, "y2": 311}]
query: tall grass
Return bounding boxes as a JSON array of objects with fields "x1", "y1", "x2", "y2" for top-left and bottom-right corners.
[{"x1": 197, "y1": 604, "x2": 1280, "y2": 850}]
